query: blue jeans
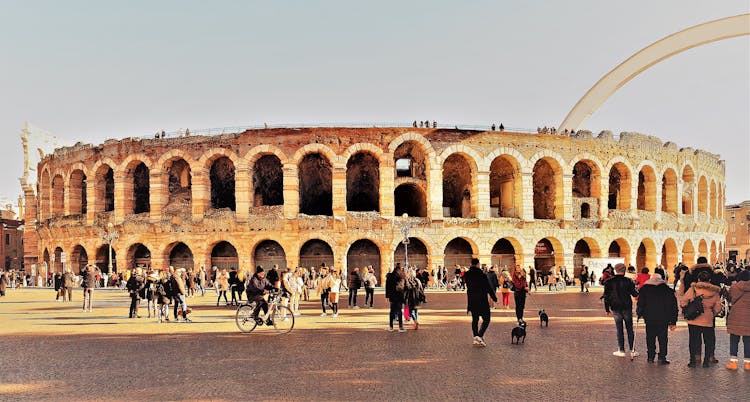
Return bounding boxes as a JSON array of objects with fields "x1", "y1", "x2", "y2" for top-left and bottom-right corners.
[
  {"x1": 613, "y1": 310, "x2": 634, "y2": 351},
  {"x1": 729, "y1": 334, "x2": 750, "y2": 358},
  {"x1": 389, "y1": 300, "x2": 403, "y2": 329}
]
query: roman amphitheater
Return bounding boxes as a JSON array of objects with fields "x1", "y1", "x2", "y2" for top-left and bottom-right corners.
[{"x1": 23, "y1": 126, "x2": 727, "y2": 283}]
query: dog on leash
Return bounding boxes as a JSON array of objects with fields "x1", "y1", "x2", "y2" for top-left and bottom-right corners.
[
  {"x1": 511, "y1": 320, "x2": 527, "y2": 344},
  {"x1": 538, "y1": 309, "x2": 549, "y2": 327}
]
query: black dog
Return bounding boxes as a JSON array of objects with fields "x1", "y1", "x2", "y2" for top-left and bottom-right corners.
[
  {"x1": 511, "y1": 320, "x2": 527, "y2": 344},
  {"x1": 539, "y1": 309, "x2": 549, "y2": 327}
]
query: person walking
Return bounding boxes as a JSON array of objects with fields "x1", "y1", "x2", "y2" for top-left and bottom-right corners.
[
  {"x1": 464, "y1": 258, "x2": 497, "y2": 347},
  {"x1": 499, "y1": 270, "x2": 512, "y2": 309},
  {"x1": 680, "y1": 269, "x2": 722, "y2": 368},
  {"x1": 487, "y1": 266, "x2": 499, "y2": 309},
  {"x1": 512, "y1": 267, "x2": 529, "y2": 322},
  {"x1": 725, "y1": 270, "x2": 750, "y2": 371},
  {"x1": 61, "y1": 268, "x2": 74, "y2": 302},
  {"x1": 324, "y1": 269, "x2": 342, "y2": 318},
  {"x1": 171, "y1": 268, "x2": 191, "y2": 322},
  {"x1": 348, "y1": 267, "x2": 362, "y2": 308},
  {"x1": 155, "y1": 272, "x2": 170, "y2": 323},
  {"x1": 636, "y1": 273, "x2": 678, "y2": 364},
  {"x1": 53, "y1": 271, "x2": 63, "y2": 301},
  {"x1": 529, "y1": 266, "x2": 537, "y2": 292},
  {"x1": 363, "y1": 267, "x2": 377, "y2": 308},
  {"x1": 126, "y1": 268, "x2": 145, "y2": 318},
  {"x1": 580, "y1": 266, "x2": 590, "y2": 293},
  {"x1": 385, "y1": 263, "x2": 406, "y2": 332},
  {"x1": 80, "y1": 264, "x2": 97, "y2": 312},
  {"x1": 405, "y1": 269, "x2": 426, "y2": 330},
  {"x1": 229, "y1": 268, "x2": 240, "y2": 306},
  {"x1": 0, "y1": 270, "x2": 8, "y2": 297},
  {"x1": 316, "y1": 267, "x2": 331, "y2": 317},
  {"x1": 145, "y1": 273, "x2": 159, "y2": 318},
  {"x1": 216, "y1": 269, "x2": 229, "y2": 306},
  {"x1": 603, "y1": 263, "x2": 639, "y2": 358}
]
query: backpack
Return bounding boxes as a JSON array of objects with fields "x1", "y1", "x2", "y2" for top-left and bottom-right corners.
[
  {"x1": 606, "y1": 279, "x2": 631, "y2": 311},
  {"x1": 682, "y1": 288, "x2": 704, "y2": 320}
]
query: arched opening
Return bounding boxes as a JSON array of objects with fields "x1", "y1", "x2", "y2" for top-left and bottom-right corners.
[
  {"x1": 608, "y1": 163, "x2": 631, "y2": 210},
  {"x1": 572, "y1": 160, "x2": 601, "y2": 198},
  {"x1": 491, "y1": 238, "x2": 517, "y2": 269},
  {"x1": 534, "y1": 238, "x2": 561, "y2": 276},
  {"x1": 661, "y1": 239, "x2": 678, "y2": 269},
  {"x1": 132, "y1": 162, "x2": 150, "y2": 214},
  {"x1": 697, "y1": 176, "x2": 708, "y2": 214},
  {"x1": 254, "y1": 240, "x2": 287, "y2": 270},
  {"x1": 608, "y1": 238, "x2": 631, "y2": 266},
  {"x1": 346, "y1": 152, "x2": 380, "y2": 212},
  {"x1": 53, "y1": 247, "x2": 64, "y2": 273},
  {"x1": 69, "y1": 170, "x2": 87, "y2": 215},
  {"x1": 128, "y1": 243, "x2": 151, "y2": 269},
  {"x1": 51, "y1": 174, "x2": 65, "y2": 217},
  {"x1": 347, "y1": 239, "x2": 381, "y2": 281},
  {"x1": 636, "y1": 239, "x2": 656, "y2": 270},
  {"x1": 710, "y1": 240, "x2": 717, "y2": 264},
  {"x1": 709, "y1": 181, "x2": 717, "y2": 218},
  {"x1": 682, "y1": 166, "x2": 694, "y2": 214},
  {"x1": 210, "y1": 157, "x2": 236, "y2": 210},
  {"x1": 167, "y1": 158, "x2": 192, "y2": 207},
  {"x1": 533, "y1": 158, "x2": 563, "y2": 219},
  {"x1": 95, "y1": 245, "x2": 116, "y2": 274},
  {"x1": 394, "y1": 184, "x2": 427, "y2": 217},
  {"x1": 70, "y1": 245, "x2": 88, "y2": 274},
  {"x1": 42, "y1": 248, "x2": 50, "y2": 274},
  {"x1": 698, "y1": 239, "x2": 708, "y2": 260},
  {"x1": 661, "y1": 168, "x2": 678, "y2": 213},
  {"x1": 573, "y1": 239, "x2": 592, "y2": 272},
  {"x1": 442, "y1": 154, "x2": 475, "y2": 218},
  {"x1": 394, "y1": 237, "x2": 428, "y2": 270},
  {"x1": 682, "y1": 240, "x2": 696, "y2": 265},
  {"x1": 637, "y1": 166, "x2": 657, "y2": 211},
  {"x1": 489, "y1": 155, "x2": 521, "y2": 218},
  {"x1": 168, "y1": 242, "x2": 194, "y2": 270},
  {"x1": 211, "y1": 241, "x2": 239, "y2": 271},
  {"x1": 444, "y1": 237, "x2": 474, "y2": 267},
  {"x1": 95, "y1": 165, "x2": 115, "y2": 213},
  {"x1": 39, "y1": 171, "x2": 50, "y2": 219},
  {"x1": 393, "y1": 141, "x2": 427, "y2": 180},
  {"x1": 581, "y1": 203, "x2": 591, "y2": 218},
  {"x1": 299, "y1": 153, "x2": 332, "y2": 216},
  {"x1": 299, "y1": 239, "x2": 334, "y2": 269},
  {"x1": 253, "y1": 155, "x2": 284, "y2": 207}
]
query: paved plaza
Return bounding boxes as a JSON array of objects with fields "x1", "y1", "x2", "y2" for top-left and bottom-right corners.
[{"x1": 0, "y1": 286, "x2": 746, "y2": 401}]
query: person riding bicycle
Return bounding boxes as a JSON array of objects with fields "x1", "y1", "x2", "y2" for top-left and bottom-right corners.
[{"x1": 247, "y1": 267, "x2": 275, "y2": 325}]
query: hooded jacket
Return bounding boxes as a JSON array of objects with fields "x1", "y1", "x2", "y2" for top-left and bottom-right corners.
[
  {"x1": 679, "y1": 281, "x2": 721, "y2": 327},
  {"x1": 727, "y1": 279, "x2": 750, "y2": 336},
  {"x1": 636, "y1": 276, "x2": 678, "y2": 324}
]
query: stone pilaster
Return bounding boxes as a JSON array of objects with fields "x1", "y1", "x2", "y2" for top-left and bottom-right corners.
[
  {"x1": 332, "y1": 167, "x2": 346, "y2": 217},
  {"x1": 191, "y1": 169, "x2": 208, "y2": 221},
  {"x1": 521, "y1": 172, "x2": 534, "y2": 221},
  {"x1": 380, "y1": 161, "x2": 395, "y2": 217},
  {"x1": 235, "y1": 167, "x2": 251, "y2": 220},
  {"x1": 282, "y1": 164, "x2": 299, "y2": 218},
  {"x1": 476, "y1": 170, "x2": 490, "y2": 220}
]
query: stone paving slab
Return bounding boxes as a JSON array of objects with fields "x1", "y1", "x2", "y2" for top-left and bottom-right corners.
[{"x1": 0, "y1": 288, "x2": 746, "y2": 401}]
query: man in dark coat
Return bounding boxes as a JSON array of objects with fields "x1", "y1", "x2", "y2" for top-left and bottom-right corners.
[
  {"x1": 603, "y1": 263, "x2": 639, "y2": 358},
  {"x1": 0, "y1": 271, "x2": 8, "y2": 296},
  {"x1": 637, "y1": 273, "x2": 678, "y2": 364},
  {"x1": 80, "y1": 265, "x2": 98, "y2": 312},
  {"x1": 126, "y1": 268, "x2": 145, "y2": 318},
  {"x1": 348, "y1": 267, "x2": 362, "y2": 308},
  {"x1": 385, "y1": 263, "x2": 406, "y2": 332},
  {"x1": 54, "y1": 271, "x2": 63, "y2": 301},
  {"x1": 464, "y1": 258, "x2": 497, "y2": 346},
  {"x1": 61, "y1": 269, "x2": 74, "y2": 302}
]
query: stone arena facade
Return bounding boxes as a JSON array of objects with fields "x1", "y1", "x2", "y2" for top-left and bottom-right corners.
[{"x1": 24, "y1": 127, "x2": 727, "y2": 283}]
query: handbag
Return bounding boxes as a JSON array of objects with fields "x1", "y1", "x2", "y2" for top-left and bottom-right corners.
[{"x1": 682, "y1": 288, "x2": 704, "y2": 320}]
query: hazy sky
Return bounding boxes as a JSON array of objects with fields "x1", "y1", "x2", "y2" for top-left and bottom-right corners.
[{"x1": 1, "y1": 1, "x2": 748, "y2": 210}]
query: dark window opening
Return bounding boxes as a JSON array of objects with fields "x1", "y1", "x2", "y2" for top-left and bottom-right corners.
[
  {"x1": 299, "y1": 153, "x2": 332, "y2": 216},
  {"x1": 133, "y1": 163, "x2": 150, "y2": 214},
  {"x1": 210, "y1": 157, "x2": 236, "y2": 211},
  {"x1": 346, "y1": 152, "x2": 380, "y2": 212},
  {"x1": 394, "y1": 184, "x2": 427, "y2": 217},
  {"x1": 253, "y1": 155, "x2": 284, "y2": 206}
]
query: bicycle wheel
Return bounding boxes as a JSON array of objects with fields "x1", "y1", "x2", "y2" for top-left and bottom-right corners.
[
  {"x1": 235, "y1": 302, "x2": 258, "y2": 333},
  {"x1": 271, "y1": 305, "x2": 295, "y2": 334}
]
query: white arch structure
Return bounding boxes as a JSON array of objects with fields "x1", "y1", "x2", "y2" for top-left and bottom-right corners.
[{"x1": 559, "y1": 14, "x2": 750, "y2": 132}]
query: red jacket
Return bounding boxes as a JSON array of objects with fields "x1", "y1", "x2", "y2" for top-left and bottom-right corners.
[{"x1": 635, "y1": 273, "x2": 650, "y2": 290}]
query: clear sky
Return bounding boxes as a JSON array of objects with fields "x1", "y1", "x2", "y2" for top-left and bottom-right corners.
[{"x1": 1, "y1": 0, "x2": 748, "y2": 210}]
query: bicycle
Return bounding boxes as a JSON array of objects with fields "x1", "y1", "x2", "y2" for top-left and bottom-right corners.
[{"x1": 235, "y1": 289, "x2": 295, "y2": 334}]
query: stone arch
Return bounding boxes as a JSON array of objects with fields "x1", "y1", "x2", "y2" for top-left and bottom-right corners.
[
  {"x1": 394, "y1": 183, "x2": 427, "y2": 217},
  {"x1": 42, "y1": 248, "x2": 50, "y2": 273},
  {"x1": 393, "y1": 237, "x2": 429, "y2": 270},
  {"x1": 388, "y1": 132, "x2": 437, "y2": 159},
  {"x1": 243, "y1": 144, "x2": 290, "y2": 166},
  {"x1": 533, "y1": 237, "x2": 564, "y2": 276},
  {"x1": 159, "y1": 153, "x2": 195, "y2": 210},
  {"x1": 709, "y1": 180, "x2": 717, "y2": 219},
  {"x1": 661, "y1": 167, "x2": 678, "y2": 213},
  {"x1": 167, "y1": 242, "x2": 195, "y2": 270},
  {"x1": 253, "y1": 239, "x2": 287, "y2": 270},
  {"x1": 68, "y1": 168, "x2": 87, "y2": 216},
  {"x1": 681, "y1": 164, "x2": 695, "y2": 214},
  {"x1": 608, "y1": 238, "x2": 632, "y2": 266},
  {"x1": 51, "y1": 174, "x2": 65, "y2": 217},
  {"x1": 531, "y1": 156, "x2": 564, "y2": 219},
  {"x1": 491, "y1": 237, "x2": 522, "y2": 269},
  {"x1": 443, "y1": 237, "x2": 476, "y2": 267},
  {"x1": 637, "y1": 164, "x2": 658, "y2": 211},
  {"x1": 682, "y1": 239, "x2": 696, "y2": 266},
  {"x1": 298, "y1": 152, "x2": 333, "y2": 216},
  {"x1": 70, "y1": 244, "x2": 88, "y2": 274},
  {"x1": 252, "y1": 154, "x2": 284, "y2": 207},
  {"x1": 53, "y1": 246, "x2": 64, "y2": 273},
  {"x1": 441, "y1": 152, "x2": 478, "y2": 218},
  {"x1": 636, "y1": 238, "x2": 657, "y2": 270},
  {"x1": 198, "y1": 148, "x2": 240, "y2": 171},
  {"x1": 292, "y1": 144, "x2": 339, "y2": 166},
  {"x1": 710, "y1": 240, "x2": 717, "y2": 264},
  {"x1": 340, "y1": 143, "x2": 385, "y2": 165},
  {"x1": 127, "y1": 243, "x2": 152, "y2": 270},
  {"x1": 572, "y1": 158, "x2": 603, "y2": 198},
  {"x1": 573, "y1": 237, "x2": 602, "y2": 272},
  {"x1": 210, "y1": 240, "x2": 239, "y2": 271},
  {"x1": 489, "y1": 154, "x2": 522, "y2": 218},
  {"x1": 299, "y1": 239, "x2": 334, "y2": 269},
  {"x1": 393, "y1": 139, "x2": 430, "y2": 181},
  {"x1": 346, "y1": 151, "x2": 380, "y2": 212},
  {"x1": 559, "y1": 14, "x2": 750, "y2": 131},
  {"x1": 697, "y1": 176, "x2": 708, "y2": 214},
  {"x1": 607, "y1": 160, "x2": 633, "y2": 210},
  {"x1": 95, "y1": 244, "x2": 117, "y2": 274},
  {"x1": 209, "y1": 156, "x2": 236, "y2": 211},
  {"x1": 698, "y1": 239, "x2": 708, "y2": 259},
  {"x1": 661, "y1": 238, "x2": 679, "y2": 270},
  {"x1": 346, "y1": 239, "x2": 382, "y2": 281},
  {"x1": 39, "y1": 168, "x2": 51, "y2": 219},
  {"x1": 121, "y1": 160, "x2": 151, "y2": 215}
]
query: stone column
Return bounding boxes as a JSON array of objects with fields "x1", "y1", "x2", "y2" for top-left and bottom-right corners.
[
  {"x1": 476, "y1": 170, "x2": 491, "y2": 220},
  {"x1": 283, "y1": 164, "x2": 299, "y2": 218},
  {"x1": 191, "y1": 169, "x2": 209, "y2": 221},
  {"x1": 654, "y1": 180, "x2": 662, "y2": 222},
  {"x1": 562, "y1": 173, "x2": 573, "y2": 221},
  {"x1": 520, "y1": 172, "x2": 534, "y2": 221},
  {"x1": 85, "y1": 179, "x2": 95, "y2": 225},
  {"x1": 113, "y1": 171, "x2": 127, "y2": 224},
  {"x1": 332, "y1": 166, "x2": 346, "y2": 217},
  {"x1": 149, "y1": 169, "x2": 164, "y2": 222},
  {"x1": 380, "y1": 160, "x2": 395, "y2": 217},
  {"x1": 428, "y1": 167, "x2": 443, "y2": 219},
  {"x1": 235, "y1": 167, "x2": 251, "y2": 220}
]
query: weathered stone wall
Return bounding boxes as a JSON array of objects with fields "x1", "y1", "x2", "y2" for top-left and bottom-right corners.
[{"x1": 27, "y1": 127, "x2": 727, "y2": 282}]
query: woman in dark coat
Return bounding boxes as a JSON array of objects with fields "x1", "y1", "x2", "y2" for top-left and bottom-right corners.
[
  {"x1": 464, "y1": 258, "x2": 497, "y2": 346},
  {"x1": 385, "y1": 264, "x2": 406, "y2": 332}
]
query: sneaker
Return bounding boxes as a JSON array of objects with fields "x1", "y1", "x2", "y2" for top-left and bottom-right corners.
[
  {"x1": 687, "y1": 361, "x2": 697, "y2": 368},
  {"x1": 647, "y1": 358, "x2": 654, "y2": 363},
  {"x1": 398, "y1": 328, "x2": 406, "y2": 333},
  {"x1": 744, "y1": 362, "x2": 750, "y2": 371},
  {"x1": 630, "y1": 351, "x2": 639, "y2": 358},
  {"x1": 478, "y1": 337, "x2": 487, "y2": 347},
  {"x1": 388, "y1": 327, "x2": 395, "y2": 332},
  {"x1": 613, "y1": 350, "x2": 626, "y2": 357},
  {"x1": 265, "y1": 319, "x2": 274, "y2": 326},
  {"x1": 702, "y1": 360, "x2": 710, "y2": 368},
  {"x1": 332, "y1": 313, "x2": 338, "y2": 318},
  {"x1": 658, "y1": 360, "x2": 670, "y2": 365},
  {"x1": 184, "y1": 318, "x2": 192, "y2": 323},
  {"x1": 472, "y1": 336, "x2": 482, "y2": 345},
  {"x1": 293, "y1": 312, "x2": 301, "y2": 316},
  {"x1": 726, "y1": 360, "x2": 738, "y2": 370},
  {"x1": 320, "y1": 313, "x2": 327, "y2": 317},
  {"x1": 352, "y1": 306, "x2": 360, "y2": 309}
]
